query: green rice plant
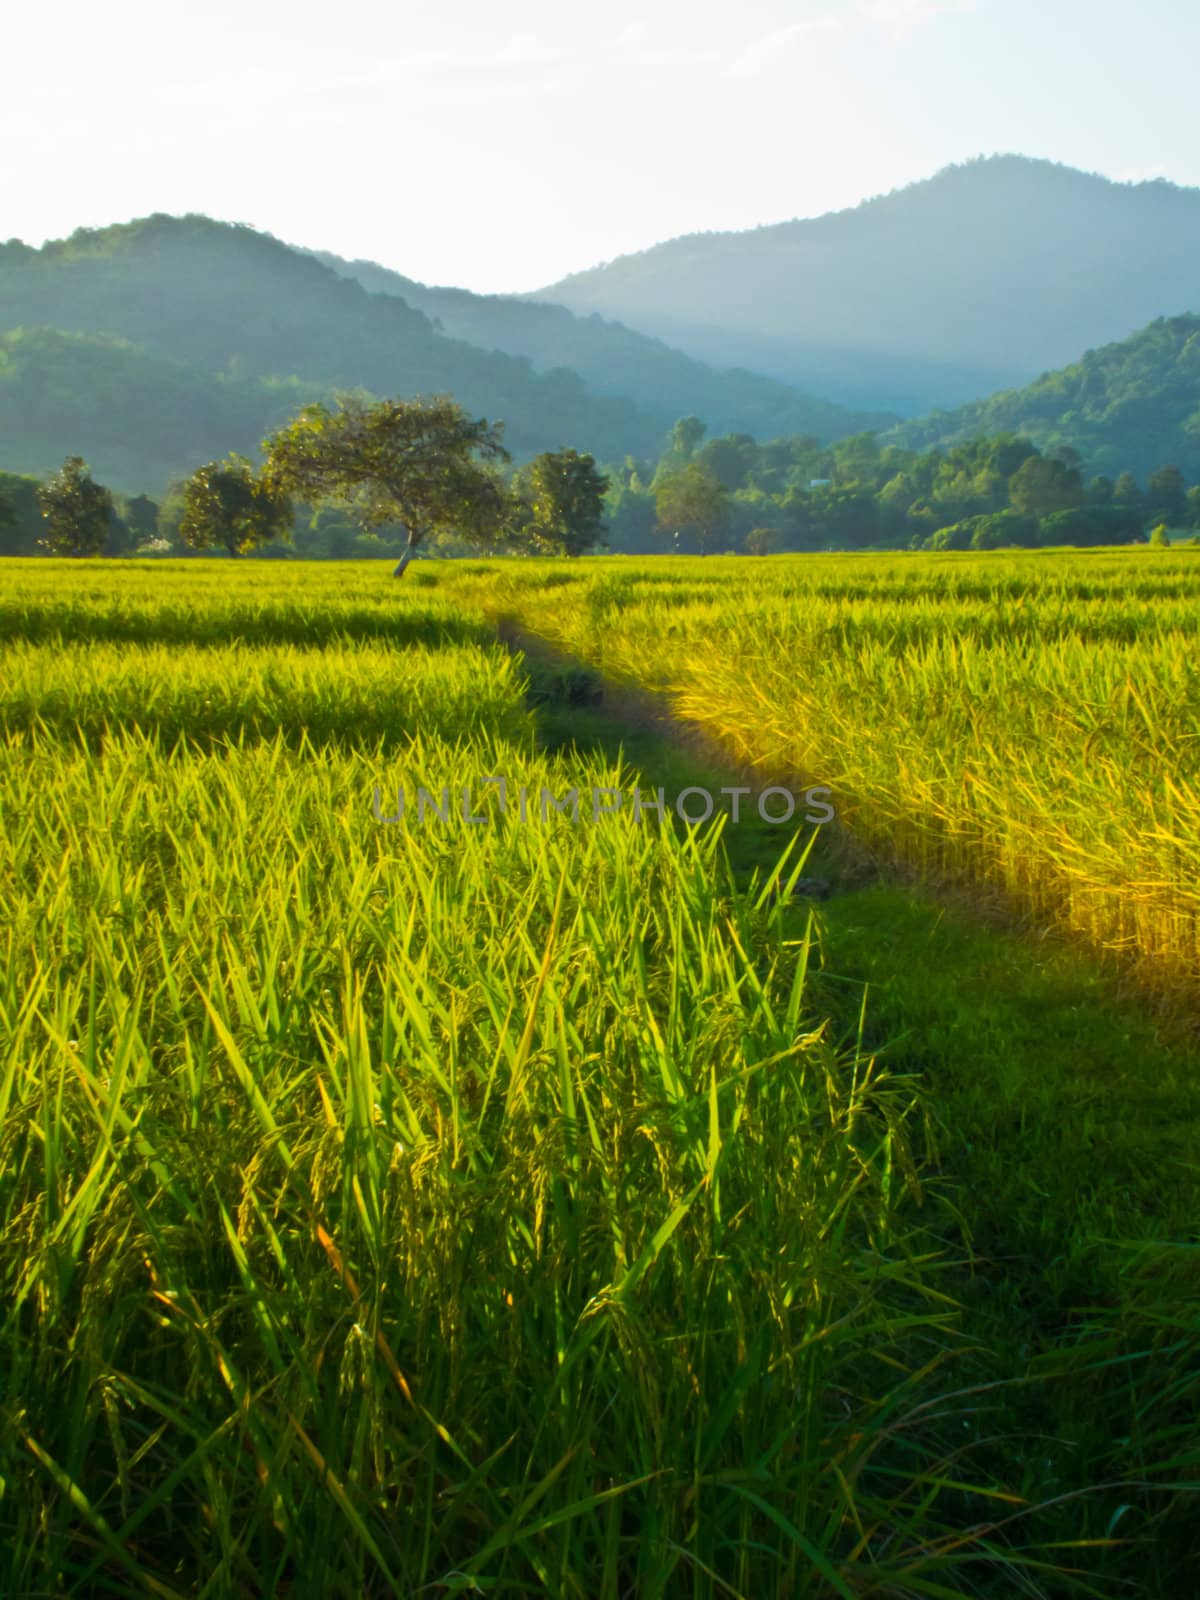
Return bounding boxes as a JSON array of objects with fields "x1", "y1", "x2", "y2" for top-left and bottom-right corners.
[
  {"x1": 438, "y1": 550, "x2": 1200, "y2": 996},
  {"x1": 0, "y1": 556, "x2": 497, "y2": 649},
  {"x1": 0, "y1": 637, "x2": 533, "y2": 750},
  {"x1": 0, "y1": 556, "x2": 1180, "y2": 1595}
]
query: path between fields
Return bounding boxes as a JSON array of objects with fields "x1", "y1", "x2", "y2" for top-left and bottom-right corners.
[{"x1": 490, "y1": 614, "x2": 1200, "y2": 1598}]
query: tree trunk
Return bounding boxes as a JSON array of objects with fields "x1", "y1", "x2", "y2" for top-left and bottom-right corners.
[{"x1": 392, "y1": 531, "x2": 418, "y2": 578}]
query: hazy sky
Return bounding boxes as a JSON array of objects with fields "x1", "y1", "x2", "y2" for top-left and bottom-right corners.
[{"x1": 6, "y1": 0, "x2": 1198, "y2": 291}]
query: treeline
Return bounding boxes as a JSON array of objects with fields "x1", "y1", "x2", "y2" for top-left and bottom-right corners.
[
  {"x1": 0, "y1": 463, "x2": 448, "y2": 561},
  {"x1": 0, "y1": 397, "x2": 607, "y2": 566},
  {"x1": 599, "y1": 422, "x2": 1200, "y2": 553},
  {"x1": 6, "y1": 413, "x2": 1199, "y2": 562}
]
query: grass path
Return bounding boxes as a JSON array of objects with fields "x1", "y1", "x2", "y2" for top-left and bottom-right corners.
[{"x1": 507, "y1": 621, "x2": 1200, "y2": 1593}]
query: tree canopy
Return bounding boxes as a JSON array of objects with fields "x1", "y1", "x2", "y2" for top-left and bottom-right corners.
[
  {"x1": 599, "y1": 424, "x2": 1196, "y2": 555},
  {"x1": 654, "y1": 462, "x2": 730, "y2": 554},
  {"x1": 178, "y1": 455, "x2": 294, "y2": 557},
  {"x1": 512, "y1": 449, "x2": 609, "y2": 557},
  {"x1": 36, "y1": 456, "x2": 114, "y2": 556},
  {"x1": 262, "y1": 395, "x2": 510, "y2": 575},
  {"x1": 889, "y1": 315, "x2": 1200, "y2": 483}
]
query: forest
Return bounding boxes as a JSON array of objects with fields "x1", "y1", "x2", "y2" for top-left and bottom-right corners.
[
  {"x1": 595, "y1": 423, "x2": 1198, "y2": 554},
  {"x1": 890, "y1": 314, "x2": 1200, "y2": 482}
]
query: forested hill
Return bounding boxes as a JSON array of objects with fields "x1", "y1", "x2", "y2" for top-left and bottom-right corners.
[
  {"x1": 0, "y1": 327, "x2": 326, "y2": 493},
  {"x1": 534, "y1": 156, "x2": 1200, "y2": 414},
  {"x1": 309, "y1": 249, "x2": 892, "y2": 443},
  {"x1": 887, "y1": 315, "x2": 1200, "y2": 482},
  {"x1": 0, "y1": 214, "x2": 881, "y2": 494},
  {"x1": 0, "y1": 215, "x2": 667, "y2": 487}
]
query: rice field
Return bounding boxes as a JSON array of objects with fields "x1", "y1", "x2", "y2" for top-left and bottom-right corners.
[
  {"x1": 435, "y1": 550, "x2": 1200, "y2": 998},
  {"x1": 1, "y1": 556, "x2": 1196, "y2": 1597}
]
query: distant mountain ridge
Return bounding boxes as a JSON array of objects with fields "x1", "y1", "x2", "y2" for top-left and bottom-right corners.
[
  {"x1": 0, "y1": 325, "x2": 323, "y2": 493},
  {"x1": 308, "y1": 249, "x2": 892, "y2": 443},
  {"x1": 0, "y1": 215, "x2": 881, "y2": 493},
  {"x1": 5, "y1": 157, "x2": 1200, "y2": 497},
  {"x1": 534, "y1": 155, "x2": 1200, "y2": 413},
  {"x1": 0, "y1": 215, "x2": 662, "y2": 487}
]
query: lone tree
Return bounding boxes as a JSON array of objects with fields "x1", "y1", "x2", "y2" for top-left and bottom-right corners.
[
  {"x1": 655, "y1": 462, "x2": 730, "y2": 555},
  {"x1": 178, "y1": 455, "x2": 294, "y2": 557},
  {"x1": 262, "y1": 395, "x2": 510, "y2": 577},
  {"x1": 512, "y1": 448, "x2": 609, "y2": 556},
  {"x1": 744, "y1": 526, "x2": 780, "y2": 556},
  {"x1": 37, "y1": 456, "x2": 114, "y2": 556}
]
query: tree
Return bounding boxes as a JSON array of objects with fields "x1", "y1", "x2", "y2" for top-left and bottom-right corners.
[
  {"x1": 669, "y1": 416, "x2": 707, "y2": 462},
  {"x1": 178, "y1": 456, "x2": 294, "y2": 557},
  {"x1": 619, "y1": 455, "x2": 653, "y2": 491},
  {"x1": 262, "y1": 395, "x2": 510, "y2": 577},
  {"x1": 36, "y1": 456, "x2": 114, "y2": 556},
  {"x1": 966, "y1": 510, "x2": 1040, "y2": 550},
  {"x1": 697, "y1": 434, "x2": 759, "y2": 492},
  {"x1": 0, "y1": 473, "x2": 42, "y2": 555},
  {"x1": 744, "y1": 526, "x2": 779, "y2": 556},
  {"x1": 809, "y1": 481, "x2": 880, "y2": 549},
  {"x1": 1113, "y1": 472, "x2": 1143, "y2": 509},
  {"x1": 831, "y1": 431, "x2": 882, "y2": 484},
  {"x1": 123, "y1": 493, "x2": 161, "y2": 547},
  {"x1": 1147, "y1": 465, "x2": 1187, "y2": 525},
  {"x1": 513, "y1": 449, "x2": 609, "y2": 557},
  {"x1": 1038, "y1": 505, "x2": 1143, "y2": 547},
  {"x1": 655, "y1": 463, "x2": 729, "y2": 554},
  {"x1": 1007, "y1": 453, "x2": 1083, "y2": 517},
  {"x1": 602, "y1": 478, "x2": 659, "y2": 553},
  {"x1": 1085, "y1": 475, "x2": 1115, "y2": 506},
  {"x1": 1149, "y1": 523, "x2": 1171, "y2": 547},
  {"x1": 985, "y1": 434, "x2": 1040, "y2": 480}
]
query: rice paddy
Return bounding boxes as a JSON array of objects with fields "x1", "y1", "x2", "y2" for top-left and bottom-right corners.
[
  {"x1": 1, "y1": 554, "x2": 1198, "y2": 1597},
  {"x1": 437, "y1": 550, "x2": 1200, "y2": 998}
]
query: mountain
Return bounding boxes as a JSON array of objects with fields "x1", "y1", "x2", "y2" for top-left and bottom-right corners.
[
  {"x1": 0, "y1": 215, "x2": 665, "y2": 491},
  {"x1": 886, "y1": 315, "x2": 1200, "y2": 483},
  {"x1": 533, "y1": 156, "x2": 1200, "y2": 415},
  {"x1": 0, "y1": 214, "x2": 882, "y2": 495},
  {"x1": 309, "y1": 249, "x2": 892, "y2": 443}
]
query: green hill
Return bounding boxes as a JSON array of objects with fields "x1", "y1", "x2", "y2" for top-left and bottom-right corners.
[
  {"x1": 0, "y1": 216, "x2": 668, "y2": 490},
  {"x1": 534, "y1": 156, "x2": 1200, "y2": 414},
  {"x1": 0, "y1": 214, "x2": 883, "y2": 496},
  {"x1": 887, "y1": 315, "x2": 1200, "y2": 482},
  {"x1": 0, "y1": 326, "x2": 323, "y2": 492}
]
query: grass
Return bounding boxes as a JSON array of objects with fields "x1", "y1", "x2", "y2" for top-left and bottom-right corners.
[{"x1": 0, "y1": 555, "x2": 1197, "y2": 1595}]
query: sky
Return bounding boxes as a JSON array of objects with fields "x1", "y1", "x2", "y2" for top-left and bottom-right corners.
[{"x1": 5, "y1": 0, "x2": 1200, "y2": 292}]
